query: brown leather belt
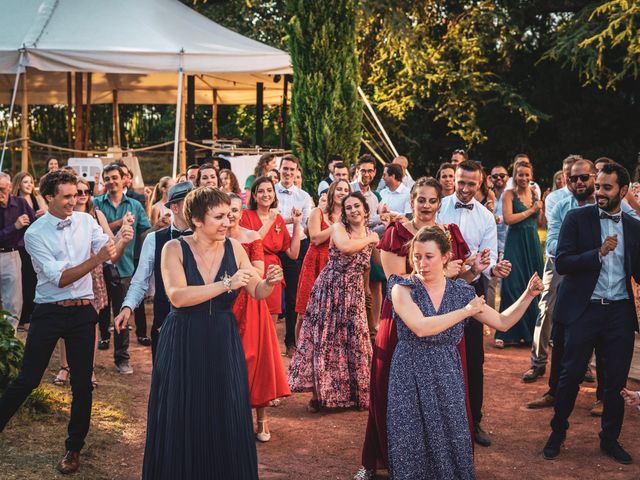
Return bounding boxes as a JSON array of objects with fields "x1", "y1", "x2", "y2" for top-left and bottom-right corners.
[{"x1": 54, "y1": 299, "x2": 92, "y2": 307}]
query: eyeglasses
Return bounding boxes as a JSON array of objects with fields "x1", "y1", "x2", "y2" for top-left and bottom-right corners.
[
  {"x1": 77, "y1": 190, "x2": 89, "y2": 196},
  {"x1": 491, "y1": 173, "x2": 506, "y2": 180},
  {"x1": 569, "y1": 174, "x2": 593, "y2": 183}
]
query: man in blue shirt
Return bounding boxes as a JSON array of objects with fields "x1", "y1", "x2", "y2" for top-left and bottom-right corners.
[{"x1": 93, "y1": 163, "x2": 157, "y2": 374}]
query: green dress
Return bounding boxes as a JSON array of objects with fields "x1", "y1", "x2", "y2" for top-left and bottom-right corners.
[{"x1": 496, "y1": 191, "x2": 544, "y2": 344}]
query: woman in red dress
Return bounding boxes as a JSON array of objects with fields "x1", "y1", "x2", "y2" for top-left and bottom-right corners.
[
  {"x1": 295, "y1": 179, "x2": 351, "y2": 339},
  {"x1": 355, "y1": 177, "x2": 490, "y2": 479},
  {"x1": 227, "y1": 194, "x2": 291, "y2": 443},
  {"x1": 240, "y1": 176, "x2": 301, "y2": 324}
]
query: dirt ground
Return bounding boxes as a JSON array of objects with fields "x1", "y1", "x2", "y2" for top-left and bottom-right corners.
[{"x1": 1, "y1": 314, "x2": 639, "y2": 480}]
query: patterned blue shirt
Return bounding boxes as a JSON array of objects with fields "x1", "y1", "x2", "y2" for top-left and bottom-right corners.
[{"x1": 592, "y1": 208, "x2": 627, "y2": 301}]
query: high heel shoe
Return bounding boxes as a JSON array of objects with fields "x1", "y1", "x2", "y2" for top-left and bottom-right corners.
[{"x1": 256, "y1": 420, "x2": 271, "y2": 442}]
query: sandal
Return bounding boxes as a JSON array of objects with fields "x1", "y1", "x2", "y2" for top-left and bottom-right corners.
[
  {"x1": 494, "y1": 339, "x2": 505, "y2": 349},
  {"x1": 256, "y1": 419, "x2": 271, "y2": 442},
  {"x1": 306, "y1": 399, "x2": 320, "y2": 413},
  {"x1": 53, "y1": 366, "x2": 70, "y2": 386},
  {"x1": 91, "y1": 370, "x2": 98, "y2": 389},
  {"x1": 269, "y1": 398, "x2": 282, "y2": 407}
]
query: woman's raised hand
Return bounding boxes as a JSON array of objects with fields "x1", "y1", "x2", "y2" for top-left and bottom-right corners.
[
  {"x1": 444, "y1": 259, "x2": 463, "y2": 278},
  {"x1": 230, "y1": 268, "x2": 253, "y2": 290},
  {"x1": 465, "y1": 295, "x2": 485, "y2": 316},
  {"x1": 526, "y1": 272, "x2": 544, "y2": 297}
]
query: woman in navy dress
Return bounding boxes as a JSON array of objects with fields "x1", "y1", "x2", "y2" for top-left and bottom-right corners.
[
  {"x1": 387, "y1": 227, "x2": 543, "y2": 480},
  {"x1": 141, "y1": 187, "x2": 283, "y2": 480}
]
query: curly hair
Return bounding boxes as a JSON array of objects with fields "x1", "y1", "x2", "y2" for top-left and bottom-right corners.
[
  {"x1": 40, "y1": 170, "x2": 77, "y2": 198},
  {"x1": 340, "y1": 191, "x2": 370, "y2": 231}
]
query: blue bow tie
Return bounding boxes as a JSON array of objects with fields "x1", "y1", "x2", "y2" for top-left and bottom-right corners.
[
  {"x1": 57, "y1": 219, "x2": 72, "y2": 230},
  {"x1": 279, "y1": 189, "x2": 292, "y2": 195},
  {"x1": 600, "y1": 212, "x2": 621, "y2": 223}
]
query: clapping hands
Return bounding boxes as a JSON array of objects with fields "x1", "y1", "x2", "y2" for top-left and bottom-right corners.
[
  {"x1": 492, "y1": 259, "x2": 512, "y2": 278},
  {"x1": 621, "y1": 388, "x2": 640, "y2": 407}
]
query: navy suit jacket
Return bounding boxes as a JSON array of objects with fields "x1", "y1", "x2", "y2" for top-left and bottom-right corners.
[{"x1": 554, "y1": 204, "x2": 640, "y2": 331}]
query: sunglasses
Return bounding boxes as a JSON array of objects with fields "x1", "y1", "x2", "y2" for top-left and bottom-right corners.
[
  {"x1": 453, "y1": 149, "x2": 466, "y2": 155},
  {"x1": 491, "y1": 173, "x2": 506, "y2": 180},
  {"x1": 77, "y1": 189, "x2": 89, "y2": 196},
  {"x1": 569, "y1": 174, "x2": 592, "y2": 183}
]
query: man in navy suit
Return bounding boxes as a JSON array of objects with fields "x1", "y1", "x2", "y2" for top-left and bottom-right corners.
[{"x1": 543, "y1": 163, "x2": 640, "y2": 464}]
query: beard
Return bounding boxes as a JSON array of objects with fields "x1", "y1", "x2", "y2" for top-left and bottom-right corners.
[
  {"x1": 596, "y1": 194, "x2": 622, "y2": 212},
  {"x1": 573, "y1": 185, "x2": 594, "y2": 202}
]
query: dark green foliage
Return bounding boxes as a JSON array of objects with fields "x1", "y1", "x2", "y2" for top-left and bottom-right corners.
[
  {"x1": 286, "y1": 0, "x2": 363, "y2": 193},
  {"x1": 0, "y1": 311, "x2": 24, "y2": 390}
]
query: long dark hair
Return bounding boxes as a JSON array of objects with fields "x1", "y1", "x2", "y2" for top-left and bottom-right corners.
[
  {"x1": 248, "y1": 176, "x2": 278, "y2": 210},
  {"x1": 340, "y1": 191, "x2": 370, "y2": 232}
]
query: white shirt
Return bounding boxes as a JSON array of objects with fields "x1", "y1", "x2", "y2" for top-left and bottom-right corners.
[
  {"x1": 317, "y1": 173, "x2": 334, "y2": 196},
  {"x1": 437, "y1": 194, "x2": 498, "y2": 279},
  {"x1": 379, "y1": 182, "x2": 411, "y2": 215},
  {"x1": 275, "y1": 182, "x2": 311, "y2": 239},
  {"x1": 376, "y1": 171, "x2": 415, "y2": 192},
  {"x1": 25, "y1": 211, "x2": 109, "y2": 303}
]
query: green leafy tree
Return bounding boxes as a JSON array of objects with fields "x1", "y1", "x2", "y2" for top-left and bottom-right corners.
[{"x1": 286, "y1": 0, "x2": 362, "y2": 193}]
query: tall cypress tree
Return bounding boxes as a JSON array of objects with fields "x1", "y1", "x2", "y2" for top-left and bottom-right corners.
[{"x1": 286, "y1": 0, "x2": 362, "y2": 194}]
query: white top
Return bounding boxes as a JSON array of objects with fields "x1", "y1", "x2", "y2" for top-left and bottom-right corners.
[
  {"x1": 25, "y1": 211, "x2": 109, "y2": 303},
  {"x1": 437, "y1": 194, "x2": 498, "y2": 280},
  {"x1": 275, "y1": 182, "x2": 311, "y2": 239},
  {"x1": 376, "y1": 172, "x2": 415, "y2": 192},
  {"x1": 379, "y1": 183, "x2": 412, "y2": 215},
  {"x1": 317, "y1": 174, "x2": 334, "y2": 196}
]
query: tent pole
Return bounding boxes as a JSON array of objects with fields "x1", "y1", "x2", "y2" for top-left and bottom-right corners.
[
  {"x1": 357, "y1": 86, "x2": 399, "y2": 158},
  {"x1": 67, "y1": 73, "x2": 73, "y2": 149},
  {"x1": 256, "y1": 82, "x2": 264, "y2": 146},
  {"x1": 74, "y1": 73, "x2": 84, "y2": 152},
  {"x1": 20, "y1": 70, "x2": 29, "y2": 172},
  {"x1": 0, "y1": 52, "x2": 23, "y2": 172},
  {"x1": 84, "y1": 72, "x2": 92, "y2": 151},
  {"x1": 172, "y1": 67, "x2": 184, "y2": 178},
  {"x1": 212, "y1": 89, "x2": 218, "y2": 141},
  {"x1": 179, "y1": 77, "x2": 187, "y2": 173},
  {"x1": 186, "y1": 75, "x2": 195, "y2": 163},
  {"x1": 279, "y1": 76, "x2": 288, "y2": 149},
  {"x1": 112, "y1": 89, "x2": 120, "y2": 147}
]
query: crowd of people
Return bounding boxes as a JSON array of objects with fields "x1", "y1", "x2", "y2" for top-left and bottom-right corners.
[{"x1": 0, "y1": 149, "x2": 640, "y2": 479}]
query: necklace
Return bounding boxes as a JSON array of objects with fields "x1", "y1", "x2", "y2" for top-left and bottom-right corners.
[{"x1": 191, "y1": 236, "x2": 221, "y2": 283}]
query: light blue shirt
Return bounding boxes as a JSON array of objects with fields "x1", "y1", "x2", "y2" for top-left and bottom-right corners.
[
  {"x1": 275, "y1": 182, "x2": 311, "y2": 239},
  {"x1": 544, "y1": 186, "x2": 571, "y2": 222},
  {"x1": 494, "y1": 190, "x2": 508, "y2": 252},
  {"x1": 437, "y1": 194, "x2": 498, "y2": 280},
  {"x1": 25, "y1": 212, "x2": 109, "y2": 303},
  {"x1": 592, "y1": 208, "x2": 627, "y2": 301},
  {"x1": 379, "y1": 183, "x2": 412, "y2": 215},
  {"x1": 546, "y1": 196, "x2": 639, "y2": 258}
]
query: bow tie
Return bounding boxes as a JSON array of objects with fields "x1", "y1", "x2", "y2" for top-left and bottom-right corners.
[
  {"x1": 600, "y1": 212, "x2": 621, "y2": 223},
  {"x1": 57, "y1": 219, "x2": 72, "y2": 230},
  {"x1": 278, "y1": 188, "x2": 292, "y2": 195},
  {"x1": 171, "y1": 229, "x2": 192, "y2": 239},
  {"x1": 455, "y1": 202, "x2": 474, "y2": 211}
]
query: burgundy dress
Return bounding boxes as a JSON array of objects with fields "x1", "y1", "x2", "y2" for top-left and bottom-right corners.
[
  {"x1": 295, "y1": 210, "x2": 330, "y2": 314},
  {"x1": 361, "y1": 221, "x2": 472, "y2": 471}
]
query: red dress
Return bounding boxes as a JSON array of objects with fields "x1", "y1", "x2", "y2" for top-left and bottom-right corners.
[
  {"x1": 361, "y1": 221, "x2": 472, "y2": 471},
  {"x1": 240, "y1": 210, "x2": 290, "y2": 314},
  {"x1": 295, "y1": 210, "x2": 330, "y2": 314},
  {"x1": 233, "y1": 239, "x2": 291, "y2": 407}
]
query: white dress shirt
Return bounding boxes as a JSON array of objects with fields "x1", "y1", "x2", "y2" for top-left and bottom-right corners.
[
  {"x1": 437, "y1": 194, "x2": 498, "y2": 279},
  {"x1": 122, "y1": 224, "x2": 190, "y2": 311},
  {"x1": 317, "y1": 173, "x2": 334, "y2": 196},
  {"x1": 275, "y1": 182, "x2": 311, "y2": 239},
  {"x1": 379, "y1": 183, "x2": 412, "y2": 215},
  {"x1": 25, "y1": 211, "x2": 109, "y2": 303}
]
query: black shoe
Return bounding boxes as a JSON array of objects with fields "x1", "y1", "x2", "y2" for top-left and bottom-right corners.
[
  {"x1": 543, "y1": 431, "x2": 566, "y2": 460},
  {"x1": 98, "y1": 339, "x2": 110, "y2": 350},
  {"x1": 474, "y1": 423, "x2": 492, "y2": 447},
  {"x1": 600, "y1": 440, "x2": 632, "y2": 464},
  {"x1": 137, "y1": 336, "x2": 152, "y2": 346},
  {"x1": 522, "y1": 365, "x2": 546, "y2": 383},
  {"x1": 583, "y1": 366, "x2": 595, "y2": 383}
]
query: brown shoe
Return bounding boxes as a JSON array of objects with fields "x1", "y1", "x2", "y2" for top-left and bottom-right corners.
[
  {"x1": 56, "y1": 450, "x2": 80, "y2": 474},
  {"x1": 590, "y1": 400, "x2": 603, "y2": 417},
  {"x1": 527, "y1": 394, "x2": 555, "y2": 409}
]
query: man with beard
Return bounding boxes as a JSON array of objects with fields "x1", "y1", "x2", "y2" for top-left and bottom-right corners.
[
  {"x1": 543, "y1": 162, "x2": 640, "y2": 464},
  {"x1": 522, "y1": 155, "x2": 579, "y2": 384},
  {"x1": 437, "y1": 160, "x2": 512, "y2": 446}
]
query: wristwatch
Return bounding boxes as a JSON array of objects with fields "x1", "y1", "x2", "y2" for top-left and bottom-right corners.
[{"x1": 221, "y1": 272, "x2": 232, "y2": 293}]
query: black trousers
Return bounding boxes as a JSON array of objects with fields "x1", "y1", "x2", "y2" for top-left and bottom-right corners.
[
  {"x1": 464, "y1": 277, "x2": 488, "y2": 425},
  {"x1": 18, "y1": 247, "x2": 36, "y2": 326},
  {"x1": 104, "y1": 276, "x2": 131, "y2": 365},
  {"x1": 279, "y1": 238, "x2": 309, "y2": 348},
  {"x1": 133, "y1": 303, "x2": 147, "y2": 339},
  {"x1": 547, "y1": 323, "x2": 604, "y2": 401},
  {"x1": 0, "y1": 303, "x2": 96, "y2": 451},
  {"x1": 551, "y1": 301, "x2": 635, "y2": 442}
]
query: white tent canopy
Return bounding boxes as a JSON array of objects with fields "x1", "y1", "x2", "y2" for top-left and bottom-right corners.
[
  {"x1": 0, "y1": 0, "x2": 292, "y2": 104},
  {"x1": 0, "y1": 0, "x2": 293, "y2": 173}
]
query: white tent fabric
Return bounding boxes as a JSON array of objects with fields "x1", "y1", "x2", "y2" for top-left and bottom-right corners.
[{"x1": 0, "y1": 0, "x2": 292, "y2": 104}]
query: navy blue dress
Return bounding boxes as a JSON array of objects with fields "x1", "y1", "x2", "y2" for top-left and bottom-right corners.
[
  {"x1": 387, "y1": 275, "x2": 476, "y2": 480},
  {"x1": 142, "y1": 238, "x2": 258, "y2": 480}
]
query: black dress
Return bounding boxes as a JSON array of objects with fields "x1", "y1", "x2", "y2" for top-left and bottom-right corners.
[{"x1": 142, "y1": 238, "x2": 258, "y2": 480}]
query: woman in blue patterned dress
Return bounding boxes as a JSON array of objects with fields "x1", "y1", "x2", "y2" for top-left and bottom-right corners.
[{"x1": 387, "y1": 227, "x2": 543, "y2": 479}]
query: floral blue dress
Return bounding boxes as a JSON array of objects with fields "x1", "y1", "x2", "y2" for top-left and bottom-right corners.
[{"x1": 387, "y1": 275, "x2": 476, "y2": 480}]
